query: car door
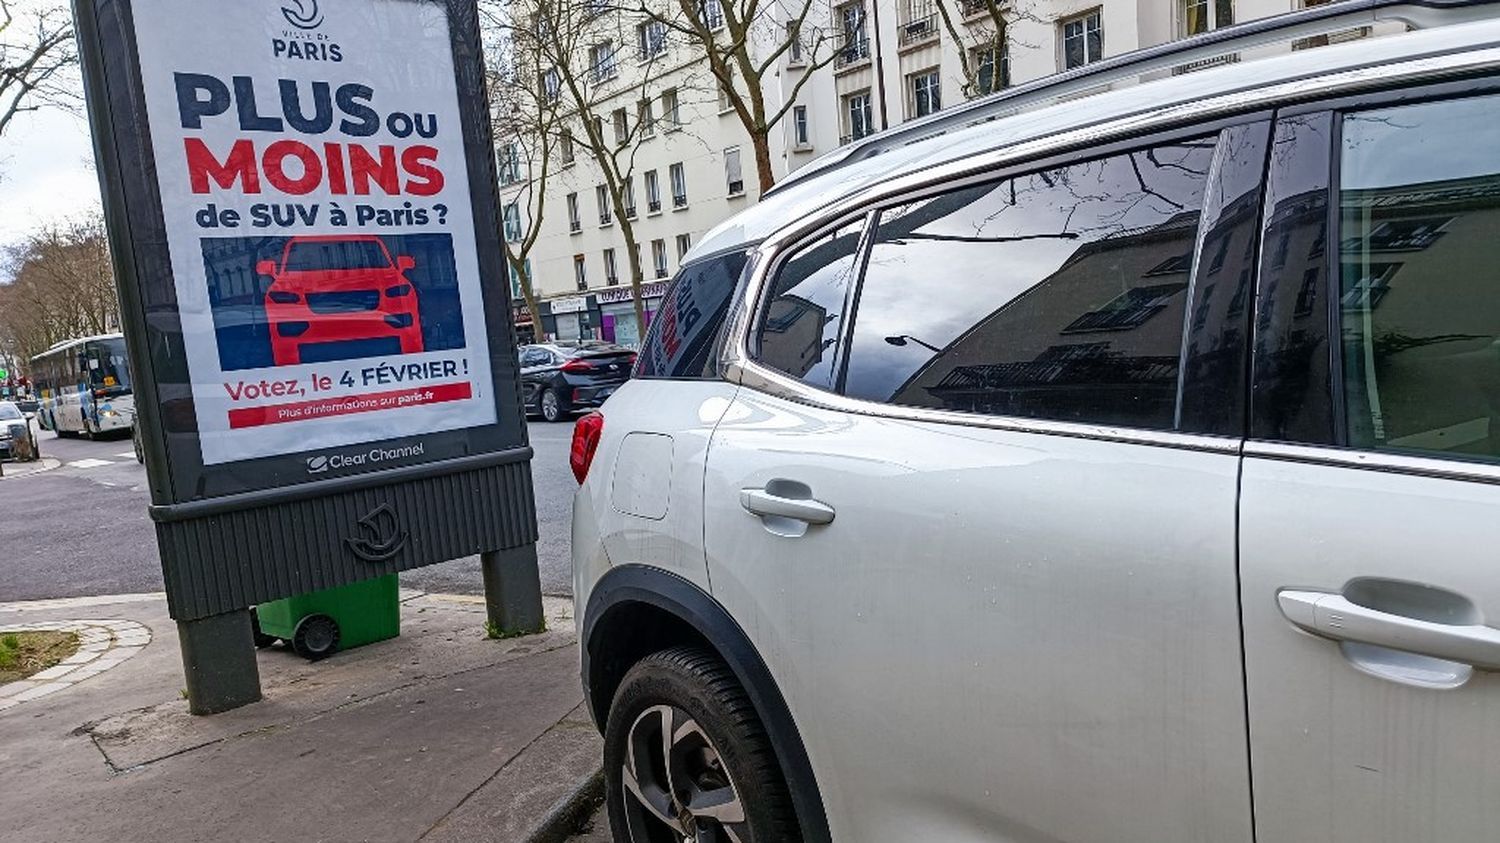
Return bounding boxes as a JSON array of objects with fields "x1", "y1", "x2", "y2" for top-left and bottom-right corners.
[
  {"x1": 1242, "y1": 87, "x2": 1500, "y2": 842},
  {"x1": 518, "y1": 346, "x2": 551, "y2": 409},
  {"x1": 704, "y1": 123, "x2": 1269, "y2": 843}
]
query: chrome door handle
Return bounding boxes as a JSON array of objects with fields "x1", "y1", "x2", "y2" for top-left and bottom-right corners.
[
  {"x1": 1277, "y1": 589, "x2": 1500, "y2": 670},
  {"x1": 740, "y1": 488, "x2": 835, "y2": 525}
]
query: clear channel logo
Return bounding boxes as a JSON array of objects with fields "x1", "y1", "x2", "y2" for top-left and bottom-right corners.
[{"x1": 306, "y1": 442, "x2": 424, "y2": 474}]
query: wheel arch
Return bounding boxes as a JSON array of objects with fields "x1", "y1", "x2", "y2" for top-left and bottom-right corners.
[{"x1": 582, "y1": 563, "x2": 832, "y2": 843}]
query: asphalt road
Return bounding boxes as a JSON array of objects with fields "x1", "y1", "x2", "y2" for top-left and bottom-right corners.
[{"x1": 0, "y1": 421, "x2": 579, "y2": 603}]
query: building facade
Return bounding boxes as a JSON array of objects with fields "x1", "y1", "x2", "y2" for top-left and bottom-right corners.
[{"x1": 500, "y1": 0, "x2": 1346, "y2": 345}]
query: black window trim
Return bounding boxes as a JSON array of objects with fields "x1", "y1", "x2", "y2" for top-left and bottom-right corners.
[
  {"x1": 1247, "y1": 73, "x2": 1500, "y2": 482},
  {"x1": 743, "y1": 109, "x2": 1272, "y2": 444}
]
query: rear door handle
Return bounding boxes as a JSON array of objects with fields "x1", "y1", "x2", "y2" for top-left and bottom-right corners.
[
  {"x1": 1277, "y1": 589, "x2": 1500, "y2": 670},
  {"x1": 740, "y1": 488, "x2": 835, "y2": 525}
]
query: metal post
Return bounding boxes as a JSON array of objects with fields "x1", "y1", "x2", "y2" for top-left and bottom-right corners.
[
  {"x1": 480, "y1": 543, "x2": 545, "y2": 635},
  {"x1": 177, "y1": 609, "x2": 262, "y2": 715}
]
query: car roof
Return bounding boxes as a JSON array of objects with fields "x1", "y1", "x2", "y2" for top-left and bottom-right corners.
[{"x1": 688, "y1": 10, "x2": 1500, "y2": 261}]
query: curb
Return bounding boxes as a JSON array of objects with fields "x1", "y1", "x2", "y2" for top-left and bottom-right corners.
[
  {"x1": 0, "y1": 457, "x2": 61, "y2": 480},
  {"x1": 523, "y1": 767, "x2": 605, "y2": 843}
]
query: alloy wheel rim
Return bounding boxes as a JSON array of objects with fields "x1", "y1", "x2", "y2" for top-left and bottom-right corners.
[
  {"x1": 620, "y1": 704, "x2": 748, "y2": 843},
  {"x1": 542, "y1": 392, "x2": 558, "y2": 419}
]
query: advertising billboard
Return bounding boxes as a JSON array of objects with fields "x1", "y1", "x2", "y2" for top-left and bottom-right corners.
[{"x1": 75, "y1": 0, "x2": 537, "y2": 629}]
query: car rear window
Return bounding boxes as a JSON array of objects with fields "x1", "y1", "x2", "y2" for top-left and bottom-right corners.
[
  {"x1": 285, "y1": 240, "x2": 389, "y2": 272},
  {"x1": 635, "y1": 250, "x2": 750, "y2": 379}
]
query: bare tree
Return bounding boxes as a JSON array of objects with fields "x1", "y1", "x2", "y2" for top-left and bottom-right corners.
[
  {"x1": 0, "y1": 214, "x2": 119, "y2": 364},
  {"x1": 933, "y1": 0, "x2": 1043, "y2": 101},
  {"x1": 0, "y1": 0, "x2": 77, "y2": 137},
  {"x1": 644, "y1": 0, "x2": 836, "y2": 195},
  {"x1": 482, "y1": 5, "x2": 564, "y2": 338},
  {"x1": 526, "y1": 0, "x2": 687, "y2": 332}
]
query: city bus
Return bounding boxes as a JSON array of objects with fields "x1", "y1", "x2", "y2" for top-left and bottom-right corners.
[{"x1": 30, "y1": 334, "x2": 136, "y2": 439}]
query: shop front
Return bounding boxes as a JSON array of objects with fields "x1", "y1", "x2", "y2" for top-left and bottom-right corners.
[{"x1": 597, "y1": 281, "x2": 670, "y2": 348}]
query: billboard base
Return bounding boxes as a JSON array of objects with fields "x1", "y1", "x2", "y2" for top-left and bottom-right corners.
[
  {"x1": 178, "y1": 610, "x2": 262, "y2": 715},
  {"x1": 481, "y1": 544, "x2": 545, "y2": 636}
]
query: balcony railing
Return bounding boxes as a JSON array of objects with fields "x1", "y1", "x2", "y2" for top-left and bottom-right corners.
[
  {"x1": 655, "y1": 267, "x2": 669, "y2": 279},
  {"x1": 625, "y1": 203, "x2": 638, "y2": 219},
  {"x1": 647, "y1": 199, "x2": 662, "y2": 213},
  {"x1": 834, "y1": 35, "x2": 870, "y2": 69},
  {"x1": 569, "y1": 220, "x2": 582, "y2": 233},
  {"x1": 672, "y1": 193, "x2": 688, "y2": 208},
  {"x1": 962, "y1": 0, "x2": 997, "y2": 18},
  {"x1": 899, "y1": 13, "x2": 939, "y2": 46}
]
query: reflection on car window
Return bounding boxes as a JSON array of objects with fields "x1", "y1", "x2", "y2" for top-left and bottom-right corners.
[
  {"x1": 0, "y1": 403, "x2": 21, "y2": 420},
  {"x1": 284, "y1": 239, "x2": 390, "y2": 271},
  {"x1": 636, "y1": 250, "x2": 749, "y2": 379},
  {"x1": 1339, "y1": 95, "x2": 1500, "y2": 464},
  {"x1": 842, "y1": 138, "x2": 1216, "y2": 430},
  {"x1": 756, "y1": 220, "x2": 865, "y2": 391}
]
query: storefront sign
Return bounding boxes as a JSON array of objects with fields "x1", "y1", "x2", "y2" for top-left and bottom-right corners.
[
  {"x1": 548, "y1": 296, "x2": 588, "y2": 314},
  {"x1": 595, "y1": 280, "x2": 670, "y2": 304}
]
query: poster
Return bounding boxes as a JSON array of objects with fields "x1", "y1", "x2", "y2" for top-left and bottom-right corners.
[{"x1": 131, "y1": 0, "x2": 496, "y2": 465}]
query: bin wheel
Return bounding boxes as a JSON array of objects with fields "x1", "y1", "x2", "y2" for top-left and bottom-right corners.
[
  {"x1": 250, "y1": 608, "x2": 276, "y2": 648},
  {"x1": 292, "y1": 614, "x2": 340, "y2": 661}
]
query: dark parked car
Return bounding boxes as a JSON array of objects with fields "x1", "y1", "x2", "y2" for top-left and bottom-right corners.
[{"x1": 519, "y1": 341, "x2": 635, "y2": 422}]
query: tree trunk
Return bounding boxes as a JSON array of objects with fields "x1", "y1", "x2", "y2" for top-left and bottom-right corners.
[
  {"x1": 617, "y1": 214, "x2": 647, "y2": 335},
  {"x1": 752, "y1": 129, "x2": 776, "y2": 196}
]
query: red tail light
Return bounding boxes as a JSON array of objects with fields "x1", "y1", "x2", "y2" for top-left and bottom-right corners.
[
  {"x1": 570, "y1": 412, "x2": 605, "y2": 484},
  {"x1": 561, "y1": 358, "x2": 595, "y2": 373}
]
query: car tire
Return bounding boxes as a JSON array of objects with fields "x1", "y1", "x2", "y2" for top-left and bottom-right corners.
[
  {"x1": 291, "y1": 614, "x2": 340, "y2": 661},
  {"x1": 132, "y1": 426, "x2": 144, "y2": 464},
  {"x1": 604, "y1": 647, "x2": 801, "y2": 843},
  {"x1": 540, "y1": 388, "x2": 565, "y2": 423}
]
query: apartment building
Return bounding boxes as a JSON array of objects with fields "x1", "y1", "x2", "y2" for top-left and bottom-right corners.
[{"x1": 500, "y1": 0, "x2": 1345, "y2": 345}]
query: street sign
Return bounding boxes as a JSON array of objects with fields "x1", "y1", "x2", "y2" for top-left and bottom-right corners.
[{"x1": 74, "y1": 0, "x2": 539, "y2": 712}]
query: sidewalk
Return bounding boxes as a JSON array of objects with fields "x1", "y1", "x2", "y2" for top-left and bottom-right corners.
[
  {"x1": 0, "y1": 457, "x2": 60, "y2": 480},
  {"x1": 0, "y1": 589, "x2": 602, "y2": 842}
]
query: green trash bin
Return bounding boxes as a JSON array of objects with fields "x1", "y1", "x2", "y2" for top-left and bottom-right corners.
[{"x1": 252, "y1": 574, "x2": 400, "y2": 660}]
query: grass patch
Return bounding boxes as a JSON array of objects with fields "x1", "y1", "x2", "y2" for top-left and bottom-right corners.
[{"x1": 0, "y1": 631, "x2": 81, "y2": 683}]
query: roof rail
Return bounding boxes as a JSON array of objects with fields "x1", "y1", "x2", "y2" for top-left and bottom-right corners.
[{"x1": 768, "y1": 0, "x2": 1498, "y2": 196}]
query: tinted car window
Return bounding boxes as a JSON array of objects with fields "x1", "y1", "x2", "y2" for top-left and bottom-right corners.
[
  {"x1": 0, "y1": 403, "x2": 21, "y2": 420},
  {"x1": 842, "y1": 138, "x2": 1216, "y2": 430},
  {"x1": 284, "y1": 239, "x2": 390, "y2": 271},
  {"x1": 756, "y1": 220, "x2": 865, "y2": 391},
  {"x1": 636, "y1": 250, "x2": 749, "y2": 379},
  {"x1": 1338, "y1": 95, "x2": 1500, "y2": 464}
]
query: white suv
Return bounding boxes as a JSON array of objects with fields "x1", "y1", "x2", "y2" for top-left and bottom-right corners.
[{"x1": 572, "y1": 4, "x2": 1500, "y2": 841}]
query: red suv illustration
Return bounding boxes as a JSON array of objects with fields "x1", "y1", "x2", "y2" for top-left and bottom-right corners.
[{"x1": 258, "y1": 235, "x2": 423, "y2": 366}]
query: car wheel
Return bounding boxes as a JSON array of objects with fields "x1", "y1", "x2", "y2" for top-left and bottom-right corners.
[
  {"x1": 604, "y1": 647, "x2": 801, "y2": 843},
  {"x1": 291, "y1": 614, "x2": 340, "y2": 660},
  {"x1": 540, "y1": 388, "x2": 564, "y2": 423},
  {"x1": 132, "y1": 426, "x2": 144, "y2": 464}
]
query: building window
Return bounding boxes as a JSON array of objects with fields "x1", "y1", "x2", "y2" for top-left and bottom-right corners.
[
  {"x1": 624, "y1": 176, "x2": 638, "y2": 218},
  {"x1": 652, "y1": 239, "x2": 669, "y2": 278},
  {"x1": 662, "y1": 88, "x2": 681, "y2": 129},
  {"x1": 1061, "y1": 10, "x2": 1103, "y2": 70},
  {"x1": 909, "y1": 68, "x2": 941, "y2": 118},
  {"x1": 638, "y1": 18, "x2": 667, "y2": 59},
  {"x1": 675, "y1": 233, "x2": 692, "y2": 262},
  {"x1": 567, "y1": 192, "x2": 581, "y2": 233},
  {"x1": 645, "y1": 169, "x2": 662, "y2": 213},
  {"x1": 724, "y1": 147, "x2": 744, "y2": 196},
  {"x1": 717, "y1": 67, "x2": 735, "y2": 114},
  {"x1": 1180, "y1": 0, "x2": 1233, "y2": 36},
  {"x1": 603, "y1": 248, "x2": 619, "y2": 285},
  {"x1": 793, "y1": 105, "x2": 811, "y2": 149},
  {"x1": 573, "y1": 254, "x2": 588, "y2": 290},
  {"x1": 612, "y1": 108, "x2": 629, "y2": 145},
  {"x1": 590, "y1": 41, "x2": 618, "y2": 83},
  {"x1": 898, "y1": 0, "x2": 938, "y2": 46},
  {"x1": 837, "y1": 2, "x2": 869, "y2": 67},
  {"x1": 559, "y1": 130, "x2": 575, "y2": 165},
  {"x1": 638, "y1": 99, "x2": 655, "y2": 138},
  {"x1": 591, "y1": 115, "x2": 605, "y2": 144},
  {"x1": 670, "y1": 162, "x2": 688, "y2": 208},
  {"x1": 497, "y1": 142, "x2": 520, "y2": 185},
  {"x1": 787, "y1": 21, "x2": 804, "y2": 65},
  {"x1": 596, "y1": 184, "x2": 613, "y2": 226},
  {"x1": 699, "y1": 0, "x2": 724, "y2": 30},
  {"x1": 973, "y1": 40, "x2": 1010, "y2": 95},
  {"x1": 540, "y1": 67, "x2": 561, "y2": 104},
  {"x1": 843, "y1": 91, "x2": 873, "y2": 143},
  {"x1": 503, "y1": 202, "x2": 522, "y2": 242}
]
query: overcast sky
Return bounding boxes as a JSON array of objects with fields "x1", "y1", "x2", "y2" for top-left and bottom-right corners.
[{"x1": 0, "y1": 102, "x2": 101, "y2": 267}]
